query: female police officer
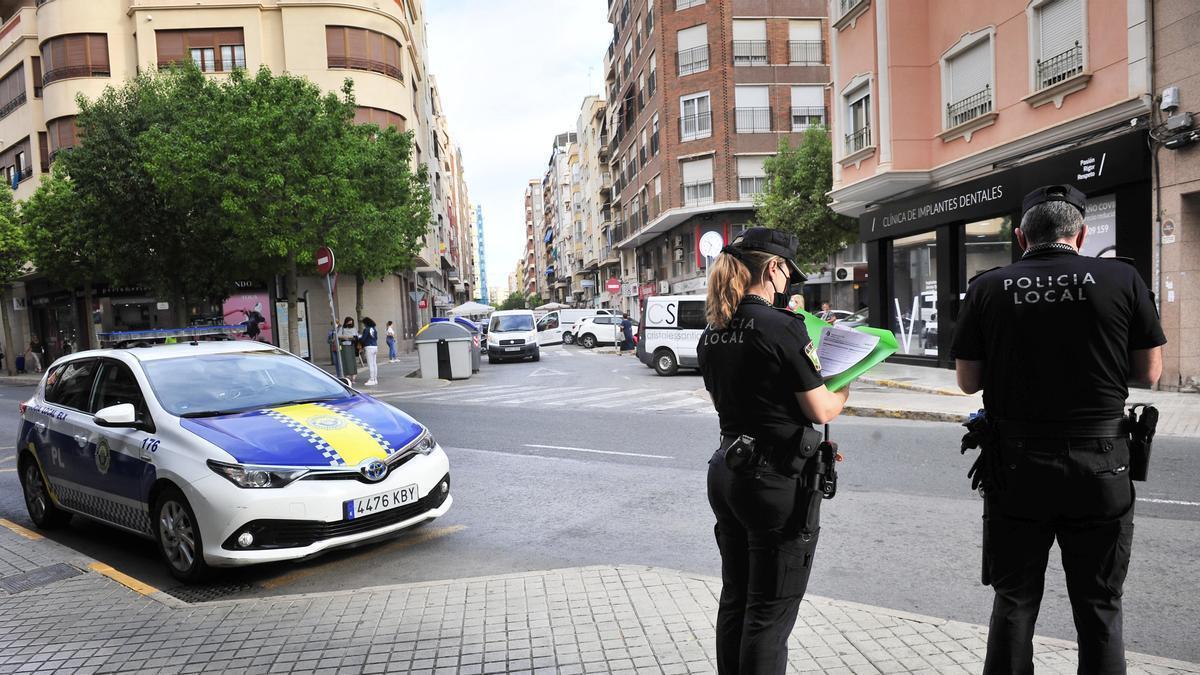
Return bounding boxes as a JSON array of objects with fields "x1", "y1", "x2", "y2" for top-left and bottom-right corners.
[{"x1": 699, "y1": 227, "x2": 850, "y2": 674}]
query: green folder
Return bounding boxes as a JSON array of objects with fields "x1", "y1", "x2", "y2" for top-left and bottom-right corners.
[{"x1": 793, "y1": 309, "x2": 899, "y2": 392}]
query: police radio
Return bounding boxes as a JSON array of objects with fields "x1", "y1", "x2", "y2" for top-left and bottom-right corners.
[{"x1": 815, "y1": 424, "x2": 843, "y2": 499}]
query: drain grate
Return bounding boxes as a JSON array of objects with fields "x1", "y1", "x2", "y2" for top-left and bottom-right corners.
[
  {"x1": 164, "y1": 581, "x2": 255, "y2": 603},
  {"x1": 0, "y1": 563, "x2": 83, "y2": 594}
]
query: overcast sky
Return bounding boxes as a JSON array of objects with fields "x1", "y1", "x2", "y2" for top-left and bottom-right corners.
[{"x1": 427, "y1": 1, "x2": 611, "y2": 294}]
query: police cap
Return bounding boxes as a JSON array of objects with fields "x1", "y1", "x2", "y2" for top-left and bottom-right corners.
[
  {"x1": 1022, "y1": 184, "x2": 1087, "y2": 217},
  {"x1": 721, "y1": 227, "x2": 807, "y2": 283}
]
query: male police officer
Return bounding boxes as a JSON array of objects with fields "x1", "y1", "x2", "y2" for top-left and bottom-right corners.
[{"x1": 953, "y1": 184, "x2": 1166, "y2": 674}]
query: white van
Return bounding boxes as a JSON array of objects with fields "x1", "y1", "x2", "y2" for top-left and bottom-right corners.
[
  {"x1": 486, "y1": 310, "x2": 540, "y2": 363},
  {"x1": 636, "y1": 295, "x2": 706, "y2": 376},
  {"x1": 535, "y1": 308, "x2": 615, "y2": 345}
]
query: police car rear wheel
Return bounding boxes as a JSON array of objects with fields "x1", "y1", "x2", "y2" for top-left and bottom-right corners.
[
  {"x1": 19, "y1": 456, "x2": 70, "y2": 529},
  {"x1": 154, "y1": 487, "x2": 209, "y2": 583},
  {"x1": 654, "y1": 350, "x2": 678, "y2": 376},
  {"x1": 580, "y1": 334, "x2": 597, "y2": 349}
]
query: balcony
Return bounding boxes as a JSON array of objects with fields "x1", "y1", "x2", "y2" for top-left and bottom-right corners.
[
  {"x1": 845, "y1": 125, "x2": 872, "y2": 154},
  {"x1": 735, "y1": 107, "x2": 771, "y2": 133},
  {"x1": 946, "y1": 85, "x2": 993, "y2": 129},
  {"x1": 833, "y1": 0, "x2": 870, "y2": 31},
  {"x1": 682, "y1": 180, "x2": 714, "y2": 208},
  {"x1": 1036, "y1": 42, "x2": 1084, "y2": 91},
  {"x1": 43, "y1": 64, "x2": 110, "y2": 86},
  {"x1": 679, "y1": 111, "x2": 712, "y2": 141},
  {"x1": 677, "y1": 45, "x2": 709, "y2": 77},
  {"x1": 732, "y1": 40, "x2": 768, "y2": 67},
  {"x1": 788, "y1": 40, "x2": 823, "y2": 65},
  {"x1": 0, "y1": 90, "x2": 25, "y2": 120},
  {"x1": 790, "y1": 106, "x2": 826, "y2": 130}
]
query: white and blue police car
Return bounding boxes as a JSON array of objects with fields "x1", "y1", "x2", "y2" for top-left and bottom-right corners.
[{"x1": 16, "y1": 341, "x2": 452, "y2": 582}]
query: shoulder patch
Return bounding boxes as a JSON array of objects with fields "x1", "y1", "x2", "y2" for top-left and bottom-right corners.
[{"x1": 804, "y1": 341, "x2": 821, "y2": 373}]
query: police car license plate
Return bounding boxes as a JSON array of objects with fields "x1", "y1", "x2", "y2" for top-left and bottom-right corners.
[{"x1": 344, "y1": 484, "x2": 418, "y2": 520}]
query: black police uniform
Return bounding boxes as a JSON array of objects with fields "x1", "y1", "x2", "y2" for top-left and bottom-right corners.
[
  {"x1": 699, "y1": 294, "x2": 826, "y2": 675},
  {"x1": 953, "y1": 188, "x2": 1167, "y2": 675}
]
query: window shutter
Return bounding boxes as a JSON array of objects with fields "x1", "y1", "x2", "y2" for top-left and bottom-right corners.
[
  {"x1": 732, "y1": 20, "x2": 766, "y2": 41},
  {"x1": 791, "y1": 85, "x2": 823, "y2": 107},
  {"x1": 156, "y1": 31, "x2": 185, "y2": 65},
  {"x1": 681, "y1": 157, "x2": 713, "y2": 182},
  {"x1": 32, "y1": 56, "x2": 42, "y2": 93},
  {"x1": 676, "y1": 25, "x2": 706, "y2": 51},
  {"x1": 789, "y1": 20, "x2": 821, "y2": 41},
  {"x1": 735, "y1": 86, "x2": 769, "y2": 108},
  {"x1": 949, "y1": 39, "x2": 990, "y2": 103},
  {"x1": 65, "y1": 35, "x2": 87, "y2": 69},
  {"x1": 737, "y1": 156, "x2": 766, "y2": 178},
  {"x1": 326, "y1": 26, "x2": 345, "y2": 60},
  {"x1": 88, "y1": 35, "x2": 108, "y2": 71},
  {"x1": 347, "y1": 28, "x2": 368, "y2": 63},
  {"x1": 1038, "y1": 0, "x2": 1082, "y2": 60}
]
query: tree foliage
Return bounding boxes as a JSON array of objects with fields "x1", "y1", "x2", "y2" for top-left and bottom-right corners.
[
  {"x1": 0, "y1": 189, "x2": 25, "y2": 374},
  {"x1": 497, "y1": 291, "x2": 543, "y2": 311},
  {"x1": 756, "y1": 128, "x2": 857, "y2": 267}
]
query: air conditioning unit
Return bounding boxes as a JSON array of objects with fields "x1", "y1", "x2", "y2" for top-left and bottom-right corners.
[
  {"x1": 834, "y1": 266, "x2": 855, "y2": 282},
  {"x1": 658, "y1": 281, "x2": 671, "y2": 294}
]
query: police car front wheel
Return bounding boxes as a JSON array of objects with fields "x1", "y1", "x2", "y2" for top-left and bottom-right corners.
[
  {"x1": 154, "y1": 487, "x2": 210, "y2": 583},
  {"x1": 19, "y1": 455, "x2": 71, "y2": 529}
]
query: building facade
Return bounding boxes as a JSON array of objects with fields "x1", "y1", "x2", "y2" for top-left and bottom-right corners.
[
  {"x1": 0, "y1": 0, "x2": 469, "y2": 362},
  {"x1": 605, "y1": 0, "x2": 832, "y2": 316},
  {"x1": 827, "y1": 0, "x2": 1157, "y2": 370}
]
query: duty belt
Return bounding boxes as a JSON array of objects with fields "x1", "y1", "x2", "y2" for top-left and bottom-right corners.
[{"x1": 992, "y1": 417, "x2": 1127, "y2": 439}]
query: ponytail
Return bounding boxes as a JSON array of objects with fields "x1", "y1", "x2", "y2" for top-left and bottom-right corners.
[{"x1": 705, "y1": 250, "x2": 774, "y2": 329}]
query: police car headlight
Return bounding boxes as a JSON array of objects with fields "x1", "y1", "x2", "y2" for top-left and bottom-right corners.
[
  {"x1": 206, "y1": 460, "x2": 308, "y2": 488},
  {"x1": 411, "y1": 431, "x2": 437, "y2": 455}
]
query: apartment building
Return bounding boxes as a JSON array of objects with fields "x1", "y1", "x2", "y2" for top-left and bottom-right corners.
[
  {"x1": 0, "y1": 0, "x2": 467, "y2": 359},
  {"x1": 522, "y1": 179, "x2": 543, "y2": 297},
  {"x1": 475, "y1": 205, "x2": 488, "y2": 304},
  {"x1": 605, "y1": 0, "x2": 832, "y2": 316},
  {"x1": 826, "y1": 0, "x2": 1155, "y2": 369},
  {"x1": 541, "y1": 132, "x2": 577, "y2": 304},
  {"x1": 571, "y1": 95, "x2": 612, "y2": 308}
]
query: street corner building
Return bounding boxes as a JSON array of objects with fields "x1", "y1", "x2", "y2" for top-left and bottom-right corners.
[
  {"x1": 0, "y1": 0, "x2": 480, "y2": 362},
  {"x1": 825, "y1": 0, "x2": 1199, "y2": 390}
]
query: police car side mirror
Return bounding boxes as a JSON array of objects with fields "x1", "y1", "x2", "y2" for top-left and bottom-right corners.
[
  {"x1": 339, "y1": 377, "x2": 354, "y2": 388},
  {"x1": 94, "y1": 403, "x2": 140, "y2": 429}
]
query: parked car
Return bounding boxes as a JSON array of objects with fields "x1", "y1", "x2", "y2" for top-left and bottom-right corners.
[
  {"x1": 838, "y1": 309, "x2": 870, "y2": 328},
  {"x1": 486, "y1": 310, "x2": 540, "y2": 363},
  {"x1": 16, "y1": 342, "x2": 452, "y2": 582},
  {"x1": 636, "y1": 295, "x2": 706, "y2": 376},
  {"x1": 535, "y1": 309, "x2": 615, "y2": 345},
  {"x1": 573, "y1": 315, "x2": 624, "y2": 349}
]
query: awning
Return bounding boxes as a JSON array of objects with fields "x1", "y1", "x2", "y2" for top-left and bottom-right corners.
[{"x1": 544, "y1": 229, "x2": 554, "y2": 244}]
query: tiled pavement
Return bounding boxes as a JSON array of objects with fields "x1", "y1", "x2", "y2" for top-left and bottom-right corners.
[{"x1": 1, "y1": 526, "x2": 1197, "y2": 674}]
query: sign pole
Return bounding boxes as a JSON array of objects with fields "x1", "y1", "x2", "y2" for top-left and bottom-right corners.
[{"x1": 316, "y1": 246, "x2": 343, "y2": 379}]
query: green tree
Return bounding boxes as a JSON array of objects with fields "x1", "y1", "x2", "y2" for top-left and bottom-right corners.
[
  {"x1": 497, "y1": 291, "x2": 528, "y2": 311},
  {"x1": 0, "y1": 190, "x2": 27, "y2": 375},
  {"x1": 756, "y1": 128, "x2": 857, "y2": 267}
]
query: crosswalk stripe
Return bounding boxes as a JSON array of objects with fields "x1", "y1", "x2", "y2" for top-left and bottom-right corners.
[
  {"x1": 542, "y1": 388, "x2": 621, "y2": 405},
  {"x1": 569, "y1": 388, "x2": 654, "y2": 406},
  {"x1": 648, "y1": 395, "x2": 711, "y2": 411},
  {"x1": 590, "y1": 389, "x2": 689, "y2": 409},
  {"x1": 394, "y1": 385, "x2": 525, "y2": 401},
  {"x1": 376, "y1": 384, "x2": 505, "y2": 400},
  {"x1": 492, "y1": 387, "x2": 590, "y2": 404}
]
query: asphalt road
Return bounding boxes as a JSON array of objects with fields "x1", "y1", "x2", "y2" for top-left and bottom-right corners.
[{"x1": 0, "y1": 345, "x2": 1197, "y2": 662}]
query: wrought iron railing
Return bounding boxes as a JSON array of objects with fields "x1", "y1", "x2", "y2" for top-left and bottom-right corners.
[
  {"x1": 735, "y1": 107, "x2": 771, "y2": 133},
  {"x1": 677, "y1": 45, "x2": 709, "y2": 76},
  {"x1": 845, "y1": 125, "x2": 872, "y2": 154},
  {"x1": 328, "y1": 56, "x2": 402, "y2": 81},
  {"x1": 788, "y1": 40, "x2": 823, "y2": 64},
  {"x1": 1036, "y1": 42, "x2": 1083, "y2": 90},
  {"x1": 732, "y1": 40, "x2": 768, "y2": 66},
  {"x1": 679, "y1": 111, "x2": 712, "y2": 140},
  {"x1": 42, "y1": 65, "x2": 110, "y2": 85},
  {"x1": 790, "y1": 106, "x2": 826, "y2": 130},
  {"x1": 0, "y1": 91, "x2": 26, "y2": 120},
  {"x1": 946, "y1": 85, "x2": 993, "y2": 128},
  {"x1": 682, "y1": 181, "x2": 714, "y2": 207},
  {"x1": 839, "y1": 0, "x2": 866, "y2": 17}
]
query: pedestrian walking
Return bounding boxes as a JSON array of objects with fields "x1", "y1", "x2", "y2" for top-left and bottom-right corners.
[
  {"x1": 953, "y1": 185, "x2": 1166, "y2": 675},
  {"x1": 619, "y1": 313, "x2": 635, "y2": 353},
  {"x1": 817, "y1": 301, "x2": 836, "y2": 322},
  {"x1": 360, "y1": 317, "x2": 379, "y2": 386},
  {"x1": 27, "y1": 336, "x2": 45, "y2": 373},
  {"x1": 386, "y1": 320, "x2": 398, "y2": 362},
  {"x1": 698, "y1": 227, "x2": 851, "y2": 674},
  {"x1": 338, "y1": 317, "x2": 358, "y2": 385}
]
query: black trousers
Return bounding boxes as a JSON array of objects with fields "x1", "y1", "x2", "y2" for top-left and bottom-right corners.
[
  {"x1": 707, "y1": 448, "x2": 821, "y2": 675},
  {"x1": 983, "y1": 436, "x2": 1135, "y2": 675}
]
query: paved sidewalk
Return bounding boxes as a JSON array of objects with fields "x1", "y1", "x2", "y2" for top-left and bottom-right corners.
[{"x1": 0, "y1": 524, "x2": 1196, "y2": 674}]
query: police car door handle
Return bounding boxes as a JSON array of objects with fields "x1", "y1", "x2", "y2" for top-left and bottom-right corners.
[
  {"x1": 34, "y1": 421, "x2": 47, "y2": 433},
  {"x1": 73, "y1": 434, "x2": 88, "y2": 446}
]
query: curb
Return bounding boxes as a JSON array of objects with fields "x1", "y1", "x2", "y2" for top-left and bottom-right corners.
[
  {"x1": 842, "y1": 405, "x2": 965, "y2": 423},
  {"x1": 859, "y1": 376, "x2": 967, "y2": 397}
]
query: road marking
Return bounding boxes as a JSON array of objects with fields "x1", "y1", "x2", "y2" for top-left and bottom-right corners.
[
  {"x1": 528, "y1": 367, "x2": 568, "y2": 377},
  {"x1": 1138, "y1": 498, "x2": 1200, "y2": 507},
  {"x1": 525, "y1": 444, "x2": 674, "y2": 460},
  {"x1": 647, "y1": 395, "x2": 710, "y2": 411},
  {"x1": 258, "y1": 524, "x2": 466, "y2": 590},
  {"x1": 377, "y1": 384, "x2": 517, "y2": 400},
  {"x1": 0, "y1": 518, "x2": 42, "y2": 540},
  {"x1": 590, "y1": 389, "x2": 688, "y2": 409},
  {"x1": 0, "y1": 454, "x2": 14, "y2": 464},
  {"x1": 542, "y1": 388, "x2": 621, "y2": 405},
  {"x1": 0, "y1": 468, "x2": 14, "y2": 473},
  {"x1": 563, "y1": 388, "x2": 654, "y2": 406},
  {"x1": 87, "y1": 562, "x2": 160, "y2": 596},
  {"x1": 388, "y1": 385, "x2": 526, "y2": 402}
]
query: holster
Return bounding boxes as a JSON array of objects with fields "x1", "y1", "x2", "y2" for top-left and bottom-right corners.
[
  {"x1": 722, "y1": 426, "x2": 823, "y2": 477},
  {"x1": 1126, "y1": 404, "x2": 1158, "y2": 482}
]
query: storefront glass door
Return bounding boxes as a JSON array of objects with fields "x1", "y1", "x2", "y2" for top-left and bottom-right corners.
[
  {"x1": 890, "y1": 231, "x2": 938, "y2": 357},
  {"x1": 964, "y1": 217, "x2": 1014, "y2": 283}
]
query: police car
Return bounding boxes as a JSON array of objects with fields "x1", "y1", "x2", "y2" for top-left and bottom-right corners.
[{"x1": 15, "y1": 342, "x2": 452, "y2": 582}]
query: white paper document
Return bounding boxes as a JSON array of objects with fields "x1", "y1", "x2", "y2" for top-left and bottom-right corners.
[{"x1": 817, "y1": 326, "x2": 880, "y2": 378}]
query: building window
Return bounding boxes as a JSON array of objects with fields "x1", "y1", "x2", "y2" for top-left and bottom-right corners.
[
  {"x1": 39, "y1": 34, "x2": 110, "y2": 85},
  {"x1": 647, "y1": 4, "x2": 654, "y2": 34},
  {"x1": 891, "y1": 231, "x2": 938, "y2": 357},
  {"x1": 647, "y1": 52, "x2": 657, "y2": 96},
  {"x1": 326, "y1": 26, "x2": 404, "y2": 81},
  {"x1": 679, "y1": 92, "x2": 712, "y2": 141},
  {"x1": 676, "y1": 0, "x2": 705, "y2": 9},
  {"x1": 681, "y1": 157, "x2": 714, "y2": 207},
  {"x1": 651, "y1": 113, "x2": 660, "y2": 155},
  {"x1": 354, "y1": 106, "x2": 407, "y2": 132},
  {"x1": 46, "y1": 116, "x2": 77, "y2": 162},
  {"x1": 38, "y1": 132, "x2": 49, "y2": 173},
  {"x1": 944, "y1": 36, "x2": 993, "y2": 128},
  {"x1": 737, "y1": 156, "x2": 768, "y2": 200},
  {"x1": 734, "y1": 86, "x2": 771, "y2": 133},
  {"x1": 640, "y1": 127, "x2": 648, "y2": 165},
  {"x1": 635, "y1": 19, "x2": 643, "y2": 53},
  {"x1": 676, "y1": 25, "x2": 709, "y2": 76},
  {"x1": 652, "y1": 174, "x2": 662, "y2": 216},
  {"x1": 791, "y1": 86, "x2": 826, "y2": 130},
  {"x1": 732, "y1": 20, "x2": 768, "y2": 66},
  {"x1": 1, "y1": 138, "x2": 33, "y2": 187},
  {"x1": 788, "y1": 20, "x2": 823, "y2": 64},
  {"x1": 0, "y1": 65, "x2": 26, "y2": 120},
  {"x1": 623, "y1": 37, "x2": 633, "y2": 78},
  {"x1": 1033, "y1": 0, "x2": 1084, "y2": 90},
  {"x1": 157, "y1": 29, "x2": 246, "y2": 72},
  {"x1": 844, "y1": 86, "x2": 871, "y2": 154},
  {"x1": 31, "y1": 57, "x2": 42, "y2": 97}
]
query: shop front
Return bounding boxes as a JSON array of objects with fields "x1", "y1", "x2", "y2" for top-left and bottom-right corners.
[{"x1": 858, "y1": 131, "x2": 1152, "y2": 368}]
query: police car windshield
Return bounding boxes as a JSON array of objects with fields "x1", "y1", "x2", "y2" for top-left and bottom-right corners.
[
  {"x1": 491, "y1": 315, "x2": 534, "y2": 332},
  {"x1": 142, "y1": 351, "x2": 350, "y2": 417}
]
